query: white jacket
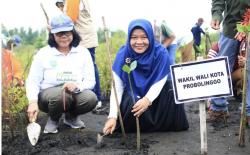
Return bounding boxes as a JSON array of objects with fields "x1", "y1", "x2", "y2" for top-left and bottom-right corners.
[{"x1": 26, "y1": 45, "x2": 95, "y2": 102}]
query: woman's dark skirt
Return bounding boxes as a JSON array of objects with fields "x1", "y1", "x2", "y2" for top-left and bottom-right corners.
[{"x1": 116, "y1": 80, "x2": 189, "y2": 132}]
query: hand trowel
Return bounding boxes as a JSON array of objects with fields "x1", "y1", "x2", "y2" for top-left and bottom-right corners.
[{"x1": 27, "y1": 120, "x2": 41, "y2": 146}]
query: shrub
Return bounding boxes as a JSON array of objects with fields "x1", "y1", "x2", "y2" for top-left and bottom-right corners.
[{"x1": 96, "y1": 30, "x2": 126, "y2": 99}]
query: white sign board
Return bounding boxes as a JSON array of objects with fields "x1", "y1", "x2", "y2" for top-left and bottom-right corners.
[{"x1": 171, "y1": 57, "x2": 233, "y2": 103}]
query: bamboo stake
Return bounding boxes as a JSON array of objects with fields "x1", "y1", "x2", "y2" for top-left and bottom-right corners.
[
  {"x1": 40, "y1": 3, "x2": 49, "y2": 25},
  {"x1": 9, "y1": 42, "x2": 15, "y2": 139},
  {"x1": 101, "y1": 16, "x2": 126, "y2": 139},
  {"x1": 205, "y1": 34, "x2": 212, "y2": 56},
  {"x1": 238, "y1": 35, "x2": 249, "y2": 147}
]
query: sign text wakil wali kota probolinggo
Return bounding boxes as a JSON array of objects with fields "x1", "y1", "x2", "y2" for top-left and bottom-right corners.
[{"x1": 171, "y1": 57, "x2": 233, "y2": 104}]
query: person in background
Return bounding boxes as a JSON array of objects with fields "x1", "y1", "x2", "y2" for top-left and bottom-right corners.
[
  {"x1": 55, "y1": 0, "x2": 64, "y2": 12},
  {"x1": 209, "y1": 0, "x2": 250, "y2": 126},
  {"x1": 191, "y1": 18, "x2": 205, "y2": 59},
  {"x1": 103, "y1": 19, "x2": 189, "y2": 134},
  {"x1": 153, "y1": 20, "x2": 161, "y2": 42},
  {"x1": 207, "y1": 42, "x2": 246, "y2": 107},
  {"x1": 2, "y1": 35, "x2": 24, "y2": 119},
  {"x1": 160, "y1": 21, "x2": 177, "y2": 65},
  {"x1": 2, "y1": 35, "x2": 23, "y2": 87},
  {"x1": 26, "y1": 14, "x2": 97, "y2": 134},
  {"x1": 64, "y1": 0, "x2": 102, "y2": 110},
  {"x1": 231, "y1": 41, "x2": 246, "y2": 100}
]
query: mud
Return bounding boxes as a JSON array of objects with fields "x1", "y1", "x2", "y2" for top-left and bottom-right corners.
[{"x1": 2, "y1": 98, "x2": 250, "y2": 155}]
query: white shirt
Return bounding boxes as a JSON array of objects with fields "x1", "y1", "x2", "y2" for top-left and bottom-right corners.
[
  {"x1": 108, "y1": 71, "x2": 167, "y2": 118},
  {"x1": 26, "y1": 45, "x2": 95, "y2": 102}
]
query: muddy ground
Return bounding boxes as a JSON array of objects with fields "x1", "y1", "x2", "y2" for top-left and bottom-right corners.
[{"x1": 2, "y1": 98, "x2": 250, "y2": 155}]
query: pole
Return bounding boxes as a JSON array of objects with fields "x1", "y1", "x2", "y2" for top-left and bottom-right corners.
[
  {"x1": 205, "y1": 34, "x2": 212, "y2": 56},
  {"x1": 101, "y1": 16, "x2": 126, "y2": 139},
  {"x1": 199, "y1": 101, "x2": 208, "y2": 155},
  {"x1": 197, "y1": 56, "x2": 208, "y2": 155},
  {"x1": 238, "y1": 35, "x2": 249, "y2": 147}
]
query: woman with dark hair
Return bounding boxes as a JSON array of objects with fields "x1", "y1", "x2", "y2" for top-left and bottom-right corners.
[
  {"x1": 48, "y1": 29, "x2": 81, "y2": 48},
  {"x1": 103, "y1": 19, "x2": 189, "y2": 134},
  {"x1": 26, "y1": 14, "x2": 97, "y2": 134}
]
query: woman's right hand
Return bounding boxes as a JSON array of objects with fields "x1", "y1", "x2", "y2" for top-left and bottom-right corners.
[
  {"x1": 27, "y1": 102, "x2": 39, "y2": 123},
  {"x1": 103, "y1": 118, "x2": 117, "y2": 135}
]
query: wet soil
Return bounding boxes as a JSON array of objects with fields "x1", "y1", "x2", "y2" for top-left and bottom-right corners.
[{"x1": 2, "y1": 98, "x2": 250, "y2": 155}]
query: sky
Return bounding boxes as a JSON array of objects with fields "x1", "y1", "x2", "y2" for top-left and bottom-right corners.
[{"x1": 0, "y1": 0, "x2": 214, "y2": 41}]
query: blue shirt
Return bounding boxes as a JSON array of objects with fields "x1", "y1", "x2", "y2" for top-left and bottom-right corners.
[{"x1": 191, "y1": 23, "x2": 205, "y2": 46}]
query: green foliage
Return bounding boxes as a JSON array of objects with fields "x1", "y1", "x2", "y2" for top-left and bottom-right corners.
[
  {"x1": 14, "y1": 45, "x2": 37, "y2": 79},
  {"x1": 175, "y1": 49, "x2": 182, "y2": 63},
  {"x1": 7, "y1": 86, "x2": 28, "y2": 116},
  {"x1": 96, "y1": 29, "x2": 126, "y2": 97},
  {"x1": 206, "y1": 32, "x2": 219, "y2": 42},
  {"x1": 122, "y1": 65, "x2": 131, "y2": 74},
  {"x1": 2, "y1": 84, "x2": 28, "y2": 133},
  {"x1": 237, "y1": 23, "x2": 250, "y2": 33},
  {"x1": 97, "y1": 28, "x2": 106, "y2": 43},
  {"x1": 130, "y1": 61, "x2": 137, "y2": 71},
  {"x1": 200, "y1": 32, "x2": 219, "y2": 49},
  {"x1": 122, "y1": 60, "x2": 137, "y2": 74}
]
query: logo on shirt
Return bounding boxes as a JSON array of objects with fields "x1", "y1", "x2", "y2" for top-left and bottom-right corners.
[
  {"x1": 56, "y1": 71, "x2": 77, "y2": 82},
  {"x1": 50, "y1": 60, "x2": 57, "y2": 68}
]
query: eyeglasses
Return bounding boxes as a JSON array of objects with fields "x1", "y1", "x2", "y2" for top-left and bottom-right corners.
[{"x1": 54, "y1": 31, "x2": 72, "y2": 37}]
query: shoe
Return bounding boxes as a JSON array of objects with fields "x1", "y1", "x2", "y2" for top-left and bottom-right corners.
[
  {"x1": 95, "y1": 101, "x2": 102, "y2": 109},
  {"x1": 92, "y1": 101, "x2": 103, "y2": 113},
  {"x1": 207, "y1": 110, "x2": 229, "y2": 122},
  {"x1": 44, "y1": 117, "x2": 59, "y2": 134},
  {"x1": 63, "y1": 115, "x2": 85, "y2": 129}
]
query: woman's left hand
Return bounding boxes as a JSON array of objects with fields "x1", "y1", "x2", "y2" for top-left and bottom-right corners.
[
  {"x1": 132, "y1": 97, "x2": 151, "y2": 117},
  {"x1": 62, "y1": 83, "x2": 78, "y2": 93}
]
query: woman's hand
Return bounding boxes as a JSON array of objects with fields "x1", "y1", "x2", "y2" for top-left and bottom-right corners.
[
  {"x1": 132, "y1": 97, "x2": 151, "y2": 117},
  {"x1": 63, "y1": 83, "x2": 78, "y2": 93},
  {"x1": 238, "y1": 55, "x2": 246, "y2": 67},
  {"x1": 103, "y1": 118, "x2": 117, "y2": 135},
  {"x1": 27, "y1": 102, "x2": 39, "y2": 123}
]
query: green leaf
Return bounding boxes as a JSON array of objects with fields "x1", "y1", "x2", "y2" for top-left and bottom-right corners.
[
  {"x1": 122, "y1": 65, "x2": 131, "y2": 74},
  {"x1": 246, "y1": 24, "x2": 250, "y2": 32},
  {"x1": 130, "y1": 60, "x2": 137, "y2": 71},
  {"x1": 236, "y1": 24, "x2": 245, "y2": 33}
]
